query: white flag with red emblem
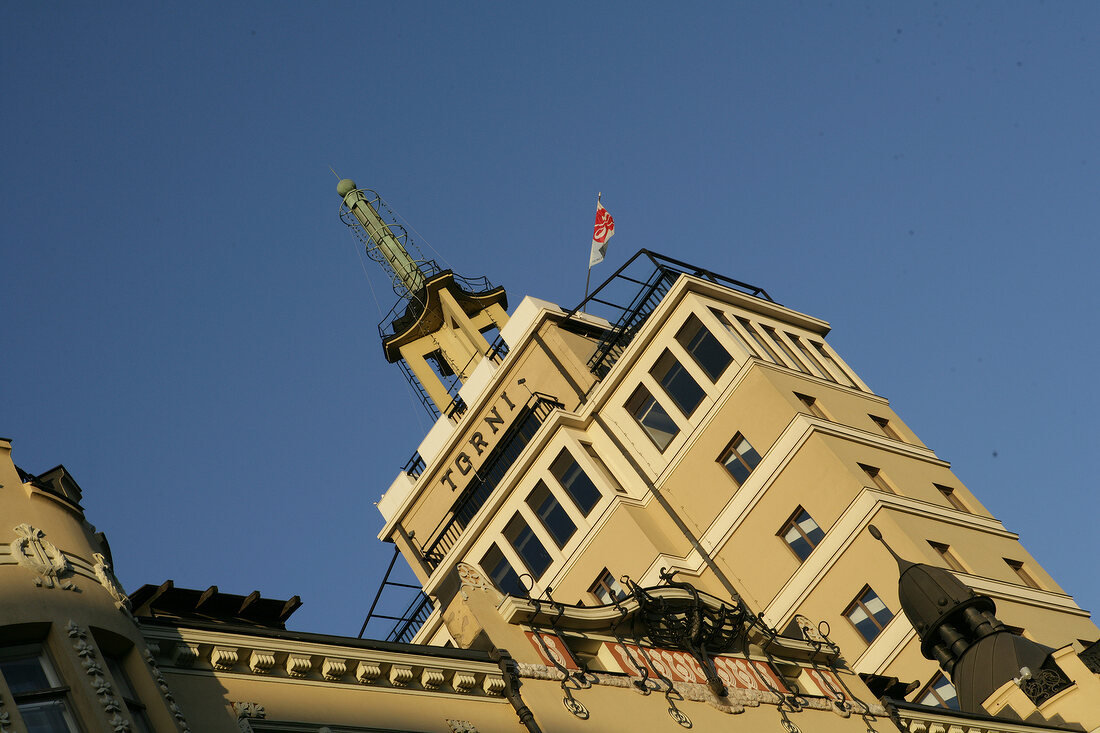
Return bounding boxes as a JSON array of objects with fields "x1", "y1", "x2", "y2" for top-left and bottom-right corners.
[{"x1": 589, "y1": 200, "x2": 615, "y2": 267}]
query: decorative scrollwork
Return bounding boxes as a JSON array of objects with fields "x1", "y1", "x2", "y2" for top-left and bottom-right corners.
[
  {"x1": 1080, "y1": 639, "x2": 1100, "y2": 674},
  {"x1": 563, "y1": 694, "x2": 589, "y2": 719},
  {"x1": 668, "y1": 707, "x2": 692, "y2": 728},
  {"x1": 1018, "y1": 662, "x2": 1073, "y2": 706}
]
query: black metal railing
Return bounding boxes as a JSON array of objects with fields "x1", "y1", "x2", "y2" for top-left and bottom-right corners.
[
  {"x1": 563, "y1": 250, "x2": 774, "y2": 380},
  {"x1": 387, "y1": 591, "x2": 435, "y2": 643},
  {"x1": 420, "y1": 394, "x2": 564, "y2": 571},
  {"x1": 403, "y1": 452, "x2": 426, "y2": 478},
  {"x1": 359, "y1": 546, "x2": 435, "y2": 642}
]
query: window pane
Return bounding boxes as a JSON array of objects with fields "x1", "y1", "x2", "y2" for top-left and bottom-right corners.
[
  {"x1": 0, "y1": 654, "x2": 52, "y2": 695},
  {"x1": 627, "y1": 386, "x2": 679, "y2": 451},
  {"x1": 652, "y1": 350, "x2": 705, "y2": 416},
  {"x1": 481, "y1": 543, "x2": 525, "y2": 596},
  {"x1": 784, "y1": 527, "x2": 814, "y2": 561},
  {"x1": 526, "y1": 482, "x2": 576, "y2": 548},
  {"x1": 551, "y1": 451, "x2": 602, "y2": 516},
  {"x1": 676, "y1": 314, "x2": 732, "y2": 381},
  {"x1": 17, "y1": 699, "x2": 78, "y2": 733},
  {"x1": 721, "y1": 434, "x2": 762, "y2": 487},
  {"x1": 504, "y1": 513, "x2": 552, "y2": 578}
]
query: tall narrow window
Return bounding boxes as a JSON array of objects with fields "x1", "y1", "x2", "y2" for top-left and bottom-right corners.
[
  {"x1": 778, "y1": 507, "x2": 826, "y2": 561},
  {"x1": 1005, "y1": 559, "x2": 1042, "y2": 590},
  {"x1": 0, "y1": 645, "x2": 80, "y2": 732},
  {"x1": 651, "y1": 350, "x2": 705, "y2": 417},
  {"x1": 795, "y1": 393, "x2": 827, "y2": 420},
  {"x1": 504, "y1": 513, "x2": 552, "y2": 579},
  {"x1": 581, "y1": 444, "x2": 625, "y2": 493},
  {"x1": 762, "y1": 325, "x2": 805, "y2": 371},
  {"x1": 710, "y1": 308, "x2": 756, "y2": 358},
  {"x1": 719, "y1": 433, "x2": 762, "y2": 487},
  {"x1": 737, "y1": 318, "x2": 781, "y2": 363},
  {"x1": 916, "y1": 673, "x2": 960, "y2": 710},
  {"x1": 626, "y1": 385, "x2": 679, "y2": 451},
  {"x1": 935, "y1": 484, "x2": 969, "y2": 512},
  {"x1": 928, "y1": 541, "x2": 966, "y2": 573},
  {"x1": 589, "y1": 569, "x2": 628, "y2": 604},
  {"x1": 787, "y1": 333, "x2": 831, "y2": 380},
  {"x1": 526, "y1": 481, "x2": 577, "y2": 548},
  {"x1": 675, "y1": 314, "x2": 732, "y2": 381},
  {"x1": 550, "y1": 450, "x2": 602, "y2": 516},
  {"x1": 105, "y1": 654, "x2": 153, "y2": 733},
  {"x1": 859, "y1": 463, "x2": 895, "y2": 494},
  {"x1": 870, "y1": 415, "x2": 904, "y2": 441},
  {"x1": 811, "y1": 341, "x2": 858, "y2": 388},
  {"x1": 481, "y1": 543, "x2": 525, "y2": 596},
  {"x1": 845, "y1": 586, "x2": 894, "y2": 643}
]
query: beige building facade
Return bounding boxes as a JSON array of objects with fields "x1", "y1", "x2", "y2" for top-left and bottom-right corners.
[{"x1": 1, "y1": 181, "x2": 1097, "y2": 732}]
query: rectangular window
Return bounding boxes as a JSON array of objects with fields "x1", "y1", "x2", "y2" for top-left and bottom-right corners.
[
  {"x1": 811, "y1": 341, "x2": 858, "y2": 388},
  {"x1": 779, "y1": 507, "x2": 826, "y2": 561},
  {"x1": 935, "y1": 484, "x2": 969, "y2": 512},
  {"x1": 589, "y1": 569, "x2": 628, "y2": 605},
  {"x1": 504, "y1": 513, "x2": 552, "y2": 579},
  {"x1": 626, "y1": 385, "x2": 679, "y2": 451},
  {"x1": 845, "y1": 586, "x2": 894, "y2": 643},
  {"x1": 787, "y1": 333, "x2": 831, "y2": 380},
  {"x1": 481, "y1": 543, "x2": 526, "y2": 596},
  {"x1": 916, "y1": 673, "x2": 960, "y2": 710},
  {"x1": 1005, "y1": 559, "x2": 1042, "y2": 590},
  {"x1": 105, "y1": 654, "x2": 153, "y2": 733},
  {"x1": 794, "y1": 392, "x2": 827, "y2": 420},
  {"x1": 0, "y1": 645, "x2": 80, "y2": 732},
  {"x1": 581, "y1": 444, "x2": 625, "y2": 493},
  {"x1": 737, "y1": 318, "x2": 782, "y2": 363},
  {"x1": 675, "y1": 314, "x2": 732, "y2": 382},
  {"x1": 550, "y1": 450, "x2": 602, "y2": 516},
  {"x1": 710, "y1": 308, "x2": 756, "y2": 358},
  {"x1": 870, "y1": 415, "x2": 904, "y2": 441},
  {"x1": 762, "y1": 325, "x2": 806, "y2": 371},
  {"x1": 859, "y1": 463, "x2": 895, "y2": 494},
  {"x1": 651, "y1": 350, "x2": 705, "y2": 417},
  {"x1": 526, "y1": 481, "x2": 577, "y2": 549},
  {"x1": 928, "y1": 541, "x2": 966, "y2": 573},
  {"x1": 719, "y1": 433, "x2": 762, "y2": 487}
]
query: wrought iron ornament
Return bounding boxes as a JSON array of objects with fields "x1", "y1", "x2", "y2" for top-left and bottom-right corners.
[{"x1": 668, "y1": 707, "x2": 692, "y2": 728}]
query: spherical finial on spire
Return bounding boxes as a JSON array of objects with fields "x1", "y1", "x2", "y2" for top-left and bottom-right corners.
[{"x1": 337, "y1": 179, "x2": 358, "y2": 197}]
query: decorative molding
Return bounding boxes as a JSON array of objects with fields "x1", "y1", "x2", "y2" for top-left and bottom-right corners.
[
  {"x1": 66, "y1": 621, "x2": 131, "y2": 732},
  {"x1": 321, "y1": 657, "x2": 347, "y2": 681},
  {"x1": 456, "y1": 562, "x2": 491, "y2": 591},
  {"x1": 172, "y1": 642, "x2": 200, "y2": 667},
  {"x1": 356, "y1": 660, "x2": 382, "y2": 684},
  {"x1": 232, "y1": 701, "x2": 266, "y2": 719},
  {"x1": 286, "y1": 653, "x2": 312, "y2": 678},
  {"x1": 421, "y1": 667, "x2": 445, "y2": 689},
  {"x1": 142, "y1": 648, "x2": 192, "y2": 732},
  {"x1": 249, "y1": 650, "x2": 276, "y2": 675},
  {"x1": 451, "y1": 670, "x2": 477, "y2": 693},
  {"x1": 389, "y1": 664, "x2": 413, "y2": 687},
  {"x1": 483, "y1": 674, "x2": 505, "y2": 696},
  {"x1": 0, "y1": 694, "x2": 11, "y2": 733},
  {"x1": 447, "y1": 721, "x2": 479, "y2": 733},
  {"x1": 211, "y1": 647, "x2": 239, "y2": 671},
  {"x1": 13, "y1": 524, "x2": 75, "y2": 590},
  {"x1": 93, "y1": 552, "x2": 133, "y2": 616}
]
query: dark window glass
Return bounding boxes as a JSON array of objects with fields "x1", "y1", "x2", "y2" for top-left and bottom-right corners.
[
  {"x1": 780, "y1": 508, "x2": 826, "y2": 561},
  {"x1": 550, "y1": 450, "x2": 602, "y2": 515},
  {"x1": 676, "y1": 314, "x2": 732, "y2": 381},
  {"x1": 504, "y1": 513, "x2": 552, "y2": 579},
  {"x1": 762, "y1": 325, "x2": 805, "y2": 371},
  {"x1": 651, "y1": 350, "x2": 705, "y2": 417},
  {"x1": 590, "y1": 569, "x2": 628, "y2": 604},
  {"x1": 845, "y1": 587, "x2": 894, "y2": 643},
  {"x1": 0, "y1": 645, "x2": 79, "y2": 732},
  {"x1": 719, "y1": 433, "x2": 762, "y2": 486},
  {"x1": 737, "y1": 317, "x2": 781, "y2": 363},
  {"x1": 105, "y1": 654, "x2": 153, "y2": 733},
  {"x1": 481, "y1": 543, "x2": 525, "y2": 596},
  {"x1": 917, "y1": 673, "x2": 960, "y2": 710},
  {"x1": 626, "y1": 386, "x2": 679, "y2": 451},
  {"x1": 526, "y1": 481, "x2": 576, "y2": 548}
]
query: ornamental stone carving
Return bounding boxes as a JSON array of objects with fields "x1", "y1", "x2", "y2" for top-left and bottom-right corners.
[
  {"x1": 93, "y1": 552, "x2": 132, "y2": 614},
  {"x1": 232, "y1": 702, "x2": 266, "y2": 719},
  {"x1": 356, "y1": 660, "x2": 382, "y2": 684},
  {"x1": 0, "y1": 695, "x2": 11, "y2": 733},
  {"x1": 483, "y1": 674, "x2": 506, "y2": 696},
  {"x1": 142, "y1": 649, "x2": 192, "y2": 732},
  {"x1": 321, "y1": 658, "x2": 347, "y2": 680},
  {"x1": 249, "y1": 650, "x2": 276, "y2": 675},
  {"x1": 211, "y1": 647, "x2": 239, "y2": 671},
  {"x1": 447, "y1": 721, "x2": 479, "y2": 733},
  {"x1": 13, "y1": 524, "x2": 75, "y2": 589},
  {"x1": 452, "y1": 670, "x2": 477, "y2": 693},
  {"x1": 172, "y1": 643, "x2": 200, "y2": 667},
  {"x1": 67, "y1": 621, "x2": 131, "y2": 732},
  {"x1": 421, "y1": 667, "x2": 445, "y2": 689},
  {"x1": 389, "y1": 664, "x2": 414, "y2": 687},
  {"x1": 286, "y1": 654, "x2": 312, "y2": 678}
]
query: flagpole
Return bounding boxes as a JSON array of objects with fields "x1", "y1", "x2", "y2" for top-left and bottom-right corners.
[{"x1": 582, "y1": 192, "x2": 601, "y2": 313}]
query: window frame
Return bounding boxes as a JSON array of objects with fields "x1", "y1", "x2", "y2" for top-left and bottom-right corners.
[
  {"x1": 718, "y1": 433, "x2": 763, "y2": 487},
  {"x1": 794, "y1": 392, "x2": 827, "y2": 420},
  {"x1": 915, "y1": 672, "x2": 960, "y2": 710},
  {"x1": 480, "y1": 542, "x2": 527, "y2": 596},
  {"x1": 650, "y1": 349, "x2": 706, "y2": 418},
  {"x1": 1004, "y1": 558, "x2": 1042, "y2": 590},
  {"x1": 589, "y1": 569, "x2": 628, "y2": 605},
  {"x1": 675, "y1": 313, "x2": 732, "y2": 382},
  {"x1": 844, "y1": 586, "x2": 895, "y2": 644},
  {"x1": 777, "y1": 506, "x2": 826, "y2": 562},
  {"x1": 625, "y1": 384, "x2": 680, "y2": 452},
  {"x1": 0, "y1": 643, "x2": 81, "y2": 733},
  {"x1": 935, "y1": 484, "x2": 969, "y2": 512},
  {"x1": 870, "y1": 414, "x2": 904, "y2": 442},
  {"x1": 927, "y1": 541, "x2": 966, "y2": 573},
  {"x1": 858, "y1": 463, "x2": 895, "y2": 494}
]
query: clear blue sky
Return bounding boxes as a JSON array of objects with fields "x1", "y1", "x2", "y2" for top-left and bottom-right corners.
[{"x1": 3, "y1": 3, "x2": 1097, "y2": 636}]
